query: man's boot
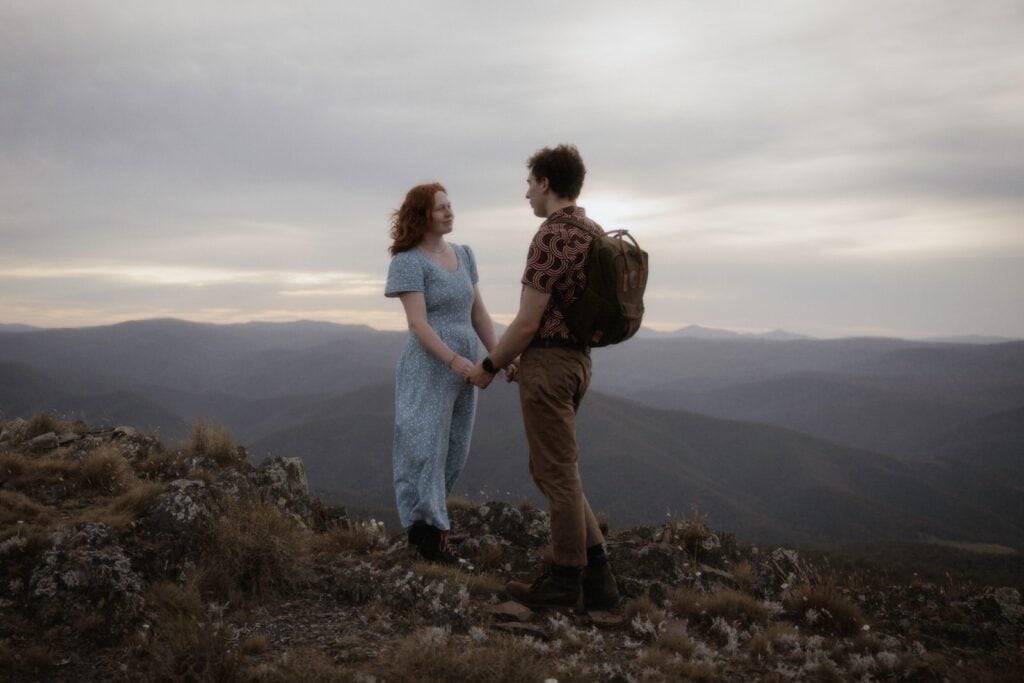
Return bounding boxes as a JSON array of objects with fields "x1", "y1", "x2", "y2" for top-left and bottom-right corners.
[
  {"x1": 582, "y1": 562, "x2": 620, "y2": 610},
  {"x1": 505, "y1": 565, "x2": 582, "y2": 609}
]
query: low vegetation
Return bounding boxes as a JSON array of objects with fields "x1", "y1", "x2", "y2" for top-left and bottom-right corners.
[{"x1": 0, "y1": 413, "x2": 1021, "y2": 681}]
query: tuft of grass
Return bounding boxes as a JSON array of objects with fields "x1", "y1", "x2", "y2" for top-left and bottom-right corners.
[
  {"x1": 445, "y1": 495, "x2": 475, "y2": 512},
  {"x1": 79, "y1": 481, "x2": 163, "y2": 530},
  {"x1": 0, "y1": 489, "x2": 54, "y2": 528},
  {"x1": 311, "y1": 522, "x2": 385, "y2": 555},
  {"x1": 411, "y1": 561, "x2": 504, "y2": 596},
  {"x1": 623, "y1": 595, "x2": 667, "y2": 624},
  {"x1": 23, "y1": 413, "x2": 63, "y2": 441},
  {"x1": 701, "y1": 588, "x2": 769, "y2": 625},
  {"x1": 517, "y1": 498, "x2": 536, "y2": 513},
  {"x1": 239, "y1": 635, "x2": 271, "y2": 656},
  {"x1": 732, "y1": 559, "x2": 757, "y2": 593},
  {"x1": 653, "y1": 627, "x2": 696, "y2": 657},
  {"x1": 474, "y1": 541, "x2": 505, "y2": 571},
  {"x1": 783, "y1": 583, "x2": 866, "y2": 636},
  {"x1": 668, "y1": 585, "x2": 703, "y2": 617},
  {"x1": 746, "y1": 622, "x2": 800, "y2": 660},
  {"x1": 669, "y1": 586, "x2": 769, "y2": 625},
  {"x1": 185, "y1": 420, "x2": 242, "y2": 465},
  {"x1": 374, "y1": 629, "x2": 553, "y2": 682},
  {"x1": 137, "y1": 580, "x2": 240, "y2": 682},
  {"x1": 243, "y1": 647, "x2": 356, "y2": 682},
  {"x1": 80, "y1": 446, "x2": 134, "y2": 494},
  {"x1": 196, "y1": 497, "x2": 312, "y2": 603}
]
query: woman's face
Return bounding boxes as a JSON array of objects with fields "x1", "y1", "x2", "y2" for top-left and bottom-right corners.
[{"x1": 428, "y1": 191, "x2": 454, "y2": 235}]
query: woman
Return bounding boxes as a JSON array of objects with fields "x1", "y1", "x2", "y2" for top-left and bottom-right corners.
[{"x1": 385, "y1": 182, "x2": 498, "y2": 563}]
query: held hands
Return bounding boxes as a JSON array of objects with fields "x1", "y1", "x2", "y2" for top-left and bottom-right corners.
[
  {"x1": 449, "y1": 355, "x2": 476, "y2": 381},
  {"x1": 466, "y1": 361, "x2": 495, "y2": 389}
]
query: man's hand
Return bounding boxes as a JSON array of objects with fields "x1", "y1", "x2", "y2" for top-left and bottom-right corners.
[{"x1": 467, "y1": 362, "x2": 495, "y2": 389}]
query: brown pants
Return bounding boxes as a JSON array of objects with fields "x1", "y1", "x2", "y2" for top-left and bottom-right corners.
[{"x1": 518, "y1": 346, "x2": 605, "y2": 568}]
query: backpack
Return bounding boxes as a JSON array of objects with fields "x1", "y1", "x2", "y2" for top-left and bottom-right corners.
[{"x1": 555, "y1": 217, "x2": 649, "y2": 347}]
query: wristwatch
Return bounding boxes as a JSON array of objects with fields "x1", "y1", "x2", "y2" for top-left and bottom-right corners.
[{"x1": 482, "y1": 357, "x2": 498, "y2": 374}]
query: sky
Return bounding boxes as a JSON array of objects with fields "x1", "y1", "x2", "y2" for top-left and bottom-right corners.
[{"x1": 2, "y1": 1, "x2": 1022, "y2": 339}]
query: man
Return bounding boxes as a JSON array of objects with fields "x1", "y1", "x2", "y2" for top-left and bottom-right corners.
[{"x1": 468, "y1": 144, "x2": 619, "y2": 610}]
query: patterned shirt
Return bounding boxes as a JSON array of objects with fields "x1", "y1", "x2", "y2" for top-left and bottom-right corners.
[{"x1": 520, "y1": 206, "x2": 600, "y2": 342}]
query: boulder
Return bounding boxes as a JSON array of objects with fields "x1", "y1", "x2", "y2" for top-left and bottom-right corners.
[{"x1": 29, "y1": 523, "x2": 144, "y2": 637}]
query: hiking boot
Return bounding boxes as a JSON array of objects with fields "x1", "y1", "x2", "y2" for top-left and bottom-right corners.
[
  {"x1": 417, "y1": 526, "x2": 459, "y2": 565},
  {"x1": 407, "y1": 520, "x2": 429, "y2": 546},
  {"x1": 582, "y1": 562, "x2": 620, "y2": 610},
  {"x1": 505, "y1": 567, "x2": 582, "y2": 609}
]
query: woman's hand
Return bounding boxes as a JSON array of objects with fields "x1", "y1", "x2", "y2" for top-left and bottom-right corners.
[{"x1": 449, "y1": 355, "x2": 475, "y2": 380}]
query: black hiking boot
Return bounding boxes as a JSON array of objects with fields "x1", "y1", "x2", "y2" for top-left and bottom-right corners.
[
  {"x1": 416, "y1": 525, "x2": 459, "y2": 565},
  {"x1": 582, "y1": 562, "x2": 620, "y2": 610},
  {"x1": 506, "y1": 565, "x2": 582, "y2": 609}
]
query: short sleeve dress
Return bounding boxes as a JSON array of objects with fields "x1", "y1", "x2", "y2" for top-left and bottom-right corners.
[{"x1": 385, "y1": 244, "x2": 479, "y2": 531}]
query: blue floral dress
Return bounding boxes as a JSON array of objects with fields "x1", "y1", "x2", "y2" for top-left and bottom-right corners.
[{"x1": 385, "y1": 244, "x2": 479, "y2": 531}]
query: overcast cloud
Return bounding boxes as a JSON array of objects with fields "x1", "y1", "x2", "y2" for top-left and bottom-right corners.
[{"x1": 2, "y1": 1, "x2": 1022, "y2": 337}]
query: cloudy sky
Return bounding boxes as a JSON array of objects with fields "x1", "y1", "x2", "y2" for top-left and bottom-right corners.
[{"x1": 2, "y1": 1, "x2": 1022, "y2": 338}]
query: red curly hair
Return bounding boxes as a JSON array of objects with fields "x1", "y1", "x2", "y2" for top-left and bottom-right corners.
[{"x1": 389, "y1": 182, "x2": 447, "y2": 255}]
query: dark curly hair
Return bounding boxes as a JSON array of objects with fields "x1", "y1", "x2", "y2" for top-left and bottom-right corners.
[
  {"x1": 389, "y1": 182, "x2": 446, "y2": 255},
  {"x1": 527, "y1": 144, "x2": 586, "y2": 200}
]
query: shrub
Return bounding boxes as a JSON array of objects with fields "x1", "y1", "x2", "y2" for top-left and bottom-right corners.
[
  {"x1": 783, "y1": 583, "x2": 866, "y2": 636},
  {"x1": 186, "y1": 420, "x2": 241, "y2": 465},
  {"x1": 136, "y1": 580, "x2": 240, "y2": 682},
  {"x1": 24, "y1": 413, "x2": 62, "y2": 441},
  {"x1": 80, "y1": 446, "x2": 134, "y2": 494},
  {"x1": 732, "y1": 559, "x2": 757, "y2": 593},
  {"x1": 197, "y1": 497, "x2": 312, "y2": 603}
]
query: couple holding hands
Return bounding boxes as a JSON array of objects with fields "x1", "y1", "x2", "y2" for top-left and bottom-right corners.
[{"x1": 384, "y1": 144, "x2": 618, "y2": 610}]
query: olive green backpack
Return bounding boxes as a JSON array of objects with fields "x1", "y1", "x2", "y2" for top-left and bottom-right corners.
[{"x1": 556, "y1": 217, "x2": 649, "y2": 347}]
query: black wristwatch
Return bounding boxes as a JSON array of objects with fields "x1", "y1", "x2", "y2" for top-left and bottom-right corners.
[{"x1": 482, "y1": 357, "x2": 498, "y2": 375}]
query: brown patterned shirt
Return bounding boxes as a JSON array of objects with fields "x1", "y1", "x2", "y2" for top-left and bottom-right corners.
[{"x1": 520, "y1": 206, "x2": 601, "y2": 342}]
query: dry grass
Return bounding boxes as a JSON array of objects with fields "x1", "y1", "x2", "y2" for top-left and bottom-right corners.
[
  {"x1": 0, "y1": 450, "x2": 78, "y2": 496},
  {"x1": 445, "y1": 495, "x2": 475, "y2": 512},
  {"x1": 244, "y1": 647, "x2": 357, "y2": 682},
  {"x1": 185, "y1": 420, "x2": 242, "y2": 465},
  {"x1": 134, "y1": 450, "x2": 191, "y2": 481},
  {"x1": 637, "y1": 647, "x2": 718, "y2": 681},
  {"x1": 137, "y1": 580, "x2": 240, "y2": 682},
  {"x1": 732, "y1": 559, "x2": 757, "y2": 593},
  {"x1": 312, "y1": 524, "x2": 381, "y2": 554},
  {"x1": 0, "y1": 489, "x2": 54, "y2": 527},
  {"x1": 196, "y1": 497, "x2": 312, "y2": 603},
  {"x1": 78, "y1": 481, "x2": 163, "y2": 530},
  {"x1": 473, "y1": 540, "x2": 505, "y2": 570},
  {"x1": 80, "y1": 445, "x2": 134, "y2": 494},
  {"x1": 746, "y1": 622, "x2": 801, "y2": 660},
  {"x1": 373, "y1": 629, "x2": 553, "y2": 682},
  {"x1": 653, "y1": 626, "x2": 697, "y2": 657},
  {"x1": 517, "y1": 498, "x2": 536, "y2": 513},
  {"x1": 411, "y1": 561, "x2": 505, "y2": 596},
  {"x1": 623, "y1": 596, "x2": 667, "y2": 624},
  {"x1": 668, "y1": 585, "x2": 703, "y2": 617},
  {"x1": 23, "y1": 413, "x2": 63, "y2": 441},
  {"x1": 669, "y1": 586, "x2": 769, "y2": 626},
  {"x1": 239, "y1": 635, "x2": 271, "y2": 656},
  {"x1": 783, "y1": 583, "x2": 866, "y2": 636}
]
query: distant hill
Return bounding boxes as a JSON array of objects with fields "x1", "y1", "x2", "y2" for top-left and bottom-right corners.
[
  {"x1": 636, "y1": 325, "x2": 812, "y2": 341},
  {"x1": 1, "y1": 317, "x2": 1022, "y2": 548},
  {"x1": 0, "y1": 323, "x2": 41, "y2": 333}
]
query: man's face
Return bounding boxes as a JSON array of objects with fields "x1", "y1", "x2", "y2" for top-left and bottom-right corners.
[{"x1": 525, "y1": 172, "x2": 546, "y2": 218}]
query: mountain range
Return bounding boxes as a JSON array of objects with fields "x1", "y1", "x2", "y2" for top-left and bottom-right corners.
[{"x1": 1, "y1": 318, "x2": 1021, "y2": 548}]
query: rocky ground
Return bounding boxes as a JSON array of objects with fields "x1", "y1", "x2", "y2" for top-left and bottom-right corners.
[{"x1": 1, "y1": 414, "x2": 1022, "y2": 682}]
